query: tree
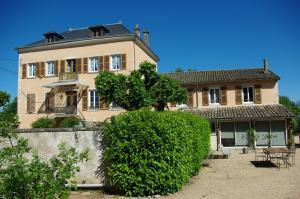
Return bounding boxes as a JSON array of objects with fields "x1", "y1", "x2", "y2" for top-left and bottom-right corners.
[
  {"x1": 279, "y1": 96, "x2": 300, "y2": 115},
  {"x1": 95, "y1": 61, "x2": 187, "y2": 111},
  {"x1": 0, "y1": 91, "x2": 10, "y2": 107},
  {"x1": 3, "y1": 97, "x2": 17, "y2": 114},
  {"x1": 175, "y1": 67, "x2": 184, "y2": 72}
]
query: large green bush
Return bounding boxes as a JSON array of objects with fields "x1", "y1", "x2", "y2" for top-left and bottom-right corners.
[
  {"x1": 102, "y1": 109, "x2": 210, "y2": 197},
  {"x1": 31, "y1": 117, "x2": 55, "y2": 128},
  {"x1": 59, "y1": 117, "x2": 80, "y2": 128}
]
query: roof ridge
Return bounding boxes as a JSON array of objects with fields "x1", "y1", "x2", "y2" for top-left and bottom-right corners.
[{"x1": 164, "y1": 67, "x2": 264, "y2": 74}]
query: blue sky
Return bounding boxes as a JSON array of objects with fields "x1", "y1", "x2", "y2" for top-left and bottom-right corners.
[{"x1": 0, "y1": 0, "x2": 299, "y2": 101}]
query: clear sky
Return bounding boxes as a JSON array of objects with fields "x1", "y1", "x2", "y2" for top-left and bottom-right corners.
[{"x1": 0, "y1": 0, "x2": 299, "y2": 101}]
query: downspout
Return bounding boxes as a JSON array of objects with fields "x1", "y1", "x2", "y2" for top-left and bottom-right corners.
[
  {"x1": 133, "y1": 38, "x2": 136, "y2": 70},
  {"x1": 196, "y1": 83, "x2": 199, "y2": 107}
]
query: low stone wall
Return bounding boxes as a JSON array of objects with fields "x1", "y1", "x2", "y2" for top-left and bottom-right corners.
[{"x1": 6, "y1": 128, "x2": 103, "y2": 185}]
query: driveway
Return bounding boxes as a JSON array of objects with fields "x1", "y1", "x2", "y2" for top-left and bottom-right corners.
[{"x1": 71, "y1": 149, "x2": 300, "y2": 199}]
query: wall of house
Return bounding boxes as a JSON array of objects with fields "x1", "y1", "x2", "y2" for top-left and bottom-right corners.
[
  {"x1": 170, "y1": 80, "x2": 279, "y2": 109},
  {"x1": 18, "y1": 41, "x2": 157, "y2": 128}
]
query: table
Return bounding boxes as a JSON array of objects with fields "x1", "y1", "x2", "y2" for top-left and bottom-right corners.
[{"x1": 263, "y1": 148, "x2": 292, "y2": 168}]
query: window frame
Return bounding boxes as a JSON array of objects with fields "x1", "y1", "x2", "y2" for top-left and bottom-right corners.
[
  {"x1": 45, "y1": 61, "x2": 55, "y2": 77},
  {"x1": 110, "y1": 54, "x2": 121, "y2": 71},
  {"x1": 88, "y1": 57, "x2": 99, "y2": 73},
  {"x1": 67, "y1": 59, "x2": 76, "y2": 73},
  {"x1": 209, "y1": 87, "x2": 220, "y2": 105},
  {"x1": 27, "y1": 63, "x2": 36, "y2": 78},
  {"x1": 242, "y1": 86, "x2": 254, "y2": 103},
  {"x1": 88, "y1": 90, "x2": 99, "y2": 110}
]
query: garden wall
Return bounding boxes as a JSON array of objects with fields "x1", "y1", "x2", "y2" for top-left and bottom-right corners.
[{"x1": 15, "y1": 128, "x2": 103, "y2": 185}]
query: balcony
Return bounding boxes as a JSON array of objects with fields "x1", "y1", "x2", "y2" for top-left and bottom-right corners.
[
  {"x1": 47, "y1": 106, "x2": 77, "y2": 116},
  {"x1": 59, "y1": 72, "x2": 78, "y2": 81}
]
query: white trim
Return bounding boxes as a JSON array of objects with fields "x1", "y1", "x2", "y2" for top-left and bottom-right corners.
[
  {"x1": 45, "y1": 61, "x2": 55, "y2": 77},
  {"x1": 209, "y1": 87, "x2": 220, "y2": 105},
  {"x1": 88, "y1": 90, "x2": 99, "y2": 110},
  {"x1": 88, "y1": 57, "x2": 99, "y2": 73},
  {"x1": 242, "y1": 86, "x2": 254, "y2": 104},
  {"x1": 27, "y1": 63, "x2": 36, "y2": 78},
  {"x1": 110, "y1": 54, "x2": 121, "y2": 71}
]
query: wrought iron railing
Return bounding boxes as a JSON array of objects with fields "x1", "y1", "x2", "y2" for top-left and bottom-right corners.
[
  {"x1": 59, "y1": 72, "x2": 78, "y2": 80},
  {"x1": 53, "y1": 106, "x2": 77, "y2": 115}
]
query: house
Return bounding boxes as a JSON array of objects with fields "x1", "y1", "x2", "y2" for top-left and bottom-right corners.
[
  {"x1": 166, "y1": 60, "x2": 294, "y2": 150},
  {"x1": 16, "y1": 22, "x2": 159, "y2": 128}
]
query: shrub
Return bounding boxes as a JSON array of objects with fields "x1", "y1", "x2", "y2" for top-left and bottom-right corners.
[
  {"x1": 0, "y1": 113, "x2": 89, "y2": 198},
  {"x1": 32, "y1": 117, "x2": 55, "y2": 128},
  {"x1": 102, "y1": 109, "x2": 210, "y2": 197},
  {"x1": 60, "y1": 117, "x2": 80, "y2": 128}
]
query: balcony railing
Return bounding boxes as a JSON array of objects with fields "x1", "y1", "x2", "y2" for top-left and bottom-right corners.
[
  {"x1": 59, "y1": 72, "x2": 78, "y2": 81},
  {"x1": 52, "y1": 106, "x2": 77, "y2": 115}
]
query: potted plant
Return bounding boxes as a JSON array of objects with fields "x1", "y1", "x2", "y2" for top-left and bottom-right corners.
[
  {"x1": 263, "y1": 134, "x2": 276, "y2": 148},
  {"x1": 247, "y1": 128, "x2": 256, "y2": 150}
]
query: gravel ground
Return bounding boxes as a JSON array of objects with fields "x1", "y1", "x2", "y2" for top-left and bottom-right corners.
[{"x1": 71, "y1": 148, "x2": 300, "y2": 199}]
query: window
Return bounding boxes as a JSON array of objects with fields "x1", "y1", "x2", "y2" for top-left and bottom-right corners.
[
  {"x1": 88, "y1": 90, "x2": 99, "y2": 110},
  {"x1": 110, "y1": 55, "x2": 121, "y2": 71},
  {"x1": 89, "y1": 57, "x2": 98, "y2": 72},
  {"x1": 243, "y1": 87, "x2": 254, "y2": 103},
  {"x1": 47, "y1": 36, "x2": 54, "y2": 43},
  {"x1": 209, "y1": 88, "x2": 220, "y2": 104},
  {"x1": 46, "y1": 61, "x2": 55, "y2": 76},
  {"x1": 28, "y1": 63, "x2": 36, "y2": 78},
  {"x1": 67, "y1": 59, "x2": 76, "y2": 73}
]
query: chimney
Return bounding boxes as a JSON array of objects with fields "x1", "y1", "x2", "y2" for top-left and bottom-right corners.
[
  {"x1": 134, "y1": 24, "x2": 140, "y2": 37},
  {"x1": 263, "y1": 59, "x2": 269, "y2": 73},
  {"x1": 143, "y1": 30, "x2": 149, "y2": 46}
]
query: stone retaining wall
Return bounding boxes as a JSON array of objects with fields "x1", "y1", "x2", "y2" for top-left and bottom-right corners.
[{"x1": 2, "y1": 128, "x2": 103, "y2": 184}]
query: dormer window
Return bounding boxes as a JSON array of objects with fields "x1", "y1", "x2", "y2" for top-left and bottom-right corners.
[
  {"x1": 47, "y1": 36, "x2": 54, "y2": 43},
  {"x1": 89, "y1": 25, "x2": 109, "y2": 38},
  {"x1": 43, "y1": 32, "x2": 64, "y2": 44}
]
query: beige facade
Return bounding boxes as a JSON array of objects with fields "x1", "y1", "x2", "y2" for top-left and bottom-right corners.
[
  {"x1": 173, "y1": 80, "x2": 279, "y2": 108},
  {"x1": 18, "y1": 37, "x2": 158, "y2": 128}
]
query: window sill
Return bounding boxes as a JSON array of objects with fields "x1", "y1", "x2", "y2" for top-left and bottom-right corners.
[
  {"x1": 87, "y1": 108, "x2": 99, "y2": 112},
  {"x1": 209, "y1": 103, "x2": 220, "y2": 106},
  {"x1": 45, "y1": 75, "x2": 55, "y2": 77},
  {"x1": 88, "y1": 71, "x2": 98, "y2": 74},
  {"x1": 27, "y1": 76, "x2": 36, "y2": 79},
  {"x1": 242, "y1": 102, "x2": 254, "y2": 105},
  {"x1": 110, "y1": 69, "x2": 122, "y2": 72}
]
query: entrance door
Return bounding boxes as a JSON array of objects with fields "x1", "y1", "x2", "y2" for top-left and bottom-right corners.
[
  {"x1": 235, "y1": 122, "x2": 249, "y2": 146},
  {"x1": 221, "y1": 122, "x2": 235, "y2": 147},
  {"x1": 66, "y1": 91, "x2": 77, "y2": 114},
  {"x1": 255, "y1": 121, "x2": 269, "y2": 146}
]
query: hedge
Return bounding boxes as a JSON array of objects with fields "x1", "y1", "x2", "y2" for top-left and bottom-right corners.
[
  {"x1": 59, "y1": 117, "x2": 80, "y2": 128},
  {"x1": 102, "y1": 109, "x2": 210, "y2": 197},
  {"x1": 31, "y1": 117, "x2": 55, "y2": 128}
]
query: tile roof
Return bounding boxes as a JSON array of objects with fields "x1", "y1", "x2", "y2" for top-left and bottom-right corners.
[
  {"x1": 20, "y1": 23, "x2": 132, "y2": 48},
  {"x1": 181, "y1": 104, "x2": 294, "y2": 120},
  {"x1": 165, "y1": 68, "x2": 280, "y2": 84}
]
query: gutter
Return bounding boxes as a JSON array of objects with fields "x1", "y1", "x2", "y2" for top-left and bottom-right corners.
[{"x1": 16, "y1": 34, "x2": 160, "y2": 62}]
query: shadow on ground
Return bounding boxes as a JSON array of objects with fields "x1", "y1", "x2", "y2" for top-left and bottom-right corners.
[{"x1": 250, "y1": 161, "x2": 277, "y2": 168}]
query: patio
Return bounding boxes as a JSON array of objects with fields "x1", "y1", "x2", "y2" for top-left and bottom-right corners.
[{"x1": 71, "y1": 149, "x2": 300, "y2": 199}]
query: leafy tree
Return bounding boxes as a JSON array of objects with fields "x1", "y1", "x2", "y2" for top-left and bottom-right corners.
[
  {"x1": 279, "y1": 96, "x2": 300, "y2": 115},
  {"x1": 0, "y1": 91, "x2": 10, "y2": 107},
  {"x1": 0, "y1": 112, "x2": 89, "y2": 198},
  {"x1": 95, "y1": 61, "x2": 187, "y2": 111},
  {"x1": 175, "y1": 67, "x2": 184, "y2": 72},
  {"x1": 3, "y1": 97, "x2": 17, "y2": 114}
]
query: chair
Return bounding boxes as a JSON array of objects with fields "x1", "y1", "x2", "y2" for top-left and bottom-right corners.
[
  {"x1": 280, "y1": 152, "x2": 292, "y2": 169},
  {"x1": 254, "y1": 149, "x2": 266, "y2": 161},
  {"x1": 289, "y1": 146, "x2": 296, "y2": 166}
]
